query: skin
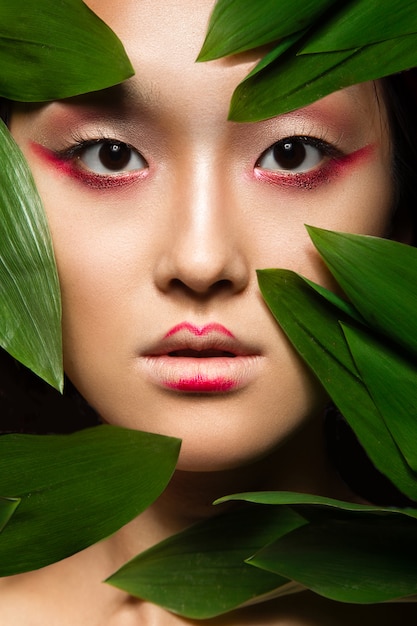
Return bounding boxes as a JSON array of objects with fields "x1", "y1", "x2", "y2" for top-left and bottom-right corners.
[{"x1": 4, "y1": 0, "x2": 417, "y2": 624}]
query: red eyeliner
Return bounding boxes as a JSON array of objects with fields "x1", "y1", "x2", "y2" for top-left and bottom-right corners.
[
  {"x1": 30, "y1": 142, "x2": 147, "y2": 190},
  {"x1": 254, "y1": 145, "x2": 375, "y2": 190}
]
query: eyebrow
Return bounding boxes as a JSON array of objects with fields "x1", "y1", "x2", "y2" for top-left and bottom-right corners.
[
  {"x1": 42, "y1": 78, "x2": 159, "y2": 121},
  {"x1": 39, "y1": 77, "x2": 375, "y2": 136}
]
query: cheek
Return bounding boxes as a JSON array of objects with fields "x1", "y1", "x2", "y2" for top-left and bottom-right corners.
[{"x1": 257, "y1": 159, "x2": 393, "y2": 251}]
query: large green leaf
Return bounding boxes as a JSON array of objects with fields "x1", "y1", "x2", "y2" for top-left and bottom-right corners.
[
  {"x1": 0, "y1": 425, "x2": 180, "y2": 575},
  {"x1": 200, "y1": 0, "x2": 417, "y2": 120},
  {"x1": 249, "y1": 512, "x2": 417, "y2": 603},
  {"x1": 217, "y1": 492, "x2": 417, "y2": 602},
  {"x1": 198, "y1": 0, "x2": 336, "y2": 60},
  {"x1": 302, "y1": 0, "x2": 417, "y2": 52},
  {"x1": 107, "y1": 505, "x2": 305, "y2": 619},
  {"x1": 0, "y1": 0, "x2": 134, "y2": 101},
  {"x1": 307, "y1": 227, "x2": 417, "y2": 357},
  {"x1": 0, "y1": 0, "x2": 135, "y2": 387},
  {"x1": 0, "y1": 120, "x2": 63, "y2": 390},
  {"x1": 257, "y1": 269, "x2": 417, "y2": 500},
  {"x1": 342, "y1": 323, "x2": 417, "y2": 472},
  {"x1": 216, "y1": 495, "x2": 417, "y2": 603},
  {"x1": 229, "y1": 34, "x2": 417, "y2": 120}
]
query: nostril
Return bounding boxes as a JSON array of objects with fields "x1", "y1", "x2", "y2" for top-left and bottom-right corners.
[{"x1": 167, "y1": 277, "x2": 236, "y2": 297}]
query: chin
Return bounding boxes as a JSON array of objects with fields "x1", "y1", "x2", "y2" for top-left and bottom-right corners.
[{"x1": 145, "y1": 418, "x2": 304, "y2": 474}]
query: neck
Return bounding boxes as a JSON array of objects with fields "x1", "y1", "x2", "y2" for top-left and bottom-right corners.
[
  {"x1": 0, "y1": 412, "x2": 363, "y2": 624},
  {"x1": 103, "y1": 411, "x2": 357, "y2": 570}
]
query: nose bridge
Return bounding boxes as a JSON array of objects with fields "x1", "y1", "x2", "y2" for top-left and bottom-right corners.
[
  {"x1": 184, "y1": 153, "x2": 227, "y2": 253},
  {"x1": 155, "y1": 146, "x2": 249, "y2": 294}
]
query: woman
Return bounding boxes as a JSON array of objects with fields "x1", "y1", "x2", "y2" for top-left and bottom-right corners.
[{"x1": 1, "y1": 0, "x2": 416, "y2": 623}]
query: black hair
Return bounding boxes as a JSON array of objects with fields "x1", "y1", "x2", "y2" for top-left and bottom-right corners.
[{"x1": 382, "y1": 69, "x2": 417, "y2": 242}]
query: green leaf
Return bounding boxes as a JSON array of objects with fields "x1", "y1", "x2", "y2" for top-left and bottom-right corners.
[
  {"x1": 229, "y1": 34, "x2": 417, "y2": 120},
  {"x1": 307, "y1": 227, "x2": 417, "y2": 358},
  {"x1": 249, "y1": 512, "x2": 417, "y2": 603},
  {"x1": 0, "y1": 0, "x2": 134, "y2": 101},
  {"x1": 107, "y1": 505, "x2": 305, "y2": 619},
  {"x1": 0, "y1": 497, "x2": 20, "y2": 532},
  {"x1": 257, "y1": 269, "x2": 417, "y2": 500},
  {"x1": 302, "y1": 0, "x2": 417, "y2": 52},
  {"x1": 215, "y1": 491, "x2": 417, "y2": 520},
  {"x1": 198, "y1": 0, "x2": 336, "y2": 60},
  {"x1": 0, "y1": 425, "x2": 180, "y2": 575},
  {"x1": 239, "y1": 31, "x2": 306, "y2": 80},
  {"x1": 257, "y1": 269, "x2": 359, "y2": 376},
  {"x1": 301, "y1": 276, "x2": 363, "y2": 323},
  {"x1": 229, "y1": 45, "x2": 353, "y2": 121},
  {"x1": 0, "y1": 120, "x2": 63, "y2": 390},
  {"x1": 214, "y1": 493, "x2": 417, "y2": 603},
  {"x1": 200, "y1": 0, "x2": 417, "y2": 120},
  {"x1": 342, "y1": 323, "x2": 417, "y2": 472}
]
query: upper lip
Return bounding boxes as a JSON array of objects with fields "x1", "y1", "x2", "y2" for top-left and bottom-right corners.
[{"x1": 143, "y1": 322, "x2": 259, "y2": 358}]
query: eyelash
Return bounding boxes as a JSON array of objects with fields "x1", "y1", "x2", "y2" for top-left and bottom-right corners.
[
  {"x1": 254, "y1": 135, "x2": 345, "y2": 189},
  {"x1": 39, "y1": 133, "x2": 346, "y2": 192},
  {"x1": 52, "y1": 136, "x2": 148, "y2": 189}
]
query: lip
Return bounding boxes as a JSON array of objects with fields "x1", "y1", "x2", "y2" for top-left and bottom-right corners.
[
  {"x1": 140, "y1": 322, "x2": 262, "y2": 393},
  {"x1": 164, "y1": 321, "x2": 234, "y2": 339}
]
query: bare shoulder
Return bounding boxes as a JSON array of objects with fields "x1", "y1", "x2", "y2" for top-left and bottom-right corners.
[{"x1": 0, "y1": 574, "x2": 416, "y2": 626}]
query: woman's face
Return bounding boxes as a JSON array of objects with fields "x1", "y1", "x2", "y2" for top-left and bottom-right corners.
[{"x1": 11, "y1": 0, "x2": 396, "y2": 471}]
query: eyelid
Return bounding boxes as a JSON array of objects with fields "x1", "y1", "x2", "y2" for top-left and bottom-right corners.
[
  {"x1": 253, "y1": 134, "x2": 355, "y2": 191},
  {"x1": 255, "y1": 135, "x2": 343, "y2": 174},
  {"x1": 31, "y1": 135, "x2": 150, "y2": 191},
  {"x1": 57, "y1": 137, "x2": 148, "y2": 174}
]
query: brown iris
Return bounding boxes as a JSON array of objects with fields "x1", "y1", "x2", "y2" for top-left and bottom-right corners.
[
  {"x1": 97, "y1": 142, "x2": 132, "y2": 171},
  {"x1": 273, "y1": 140, "x2": 308, "y2": 171}
]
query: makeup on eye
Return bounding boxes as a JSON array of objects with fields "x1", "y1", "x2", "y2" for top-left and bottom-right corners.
[
  {"x1": 57, "y1": 137, "x2": 148, "y2": 174},
  {"x1": 256, "y1": 135, "x2": 342, "y2": 174},
  {"x1": 254, "y1": 134, "x2": 375, "y2": 190},
  {"x1": 28, "y1": 108, "x2": 371, "y2": 194},
  {"x1": 30, "y1": 137, "x2": 150, "y2": 189}
]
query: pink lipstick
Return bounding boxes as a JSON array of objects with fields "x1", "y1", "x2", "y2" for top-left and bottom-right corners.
[
  {"x1": 164, "y1": 322, "x2": 234, "y2": 338},
  {"x1": 141, "y1": 322, "x2": 261, "y2": 393},
  {"x1": 165, "y1": 375, "x2": 235, "y2": 392}
]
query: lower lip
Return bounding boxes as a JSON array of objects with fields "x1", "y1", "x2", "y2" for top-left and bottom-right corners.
[{"x1": 141, "y1": 355, "x2": 261, "y2": 393}]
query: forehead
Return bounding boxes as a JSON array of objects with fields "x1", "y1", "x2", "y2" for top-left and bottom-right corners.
[
  {"x1": 86, "y1": 0, "x2": 226, "y2": 71},
  {"x1": 84, "y1": 0, "x2": 262, "y2": 118},
  {"x1": 82, "y1": 0, "x2": 387, "y2": 128}
]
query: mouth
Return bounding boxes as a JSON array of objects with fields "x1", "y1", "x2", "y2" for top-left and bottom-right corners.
[
  {"x1": 140, "y1": 322, "x2": 261, "y2": 393},
  {"x1": 167, "y1": 349, "x2": 237, "y2": 358}
]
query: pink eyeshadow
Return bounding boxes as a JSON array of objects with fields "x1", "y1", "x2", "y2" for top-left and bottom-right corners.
[
  {"x1": 30, "y1": 142, "x2": 147, "y2": 190},
  {"x1": 254, "y1": 145, "x2": 376, "y2": 190}
]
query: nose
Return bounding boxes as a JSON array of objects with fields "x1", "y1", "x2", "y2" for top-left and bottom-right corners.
[{"x1": 154, "y1": 158, "x2": 250, "y2": 297}]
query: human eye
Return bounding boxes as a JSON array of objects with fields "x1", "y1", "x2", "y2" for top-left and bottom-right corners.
[
  {"x1": 70, "y1": 138, "x2": 148, "y2": 175},
  {"x1": 256, "y1": 136, "x2": 338, "y2": 174},
  {"x1": 32, "y1": 135, "x2": 150, "y2": 189}
]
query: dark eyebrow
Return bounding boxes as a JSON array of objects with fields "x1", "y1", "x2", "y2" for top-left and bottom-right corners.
[{"x1": 47, "y1": 78, "x2": 158, "y2": 116}]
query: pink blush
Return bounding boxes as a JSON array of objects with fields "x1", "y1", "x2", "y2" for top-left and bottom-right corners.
[{"x1": 254, "y1": 144, "x2": 376, "y2": 190}]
